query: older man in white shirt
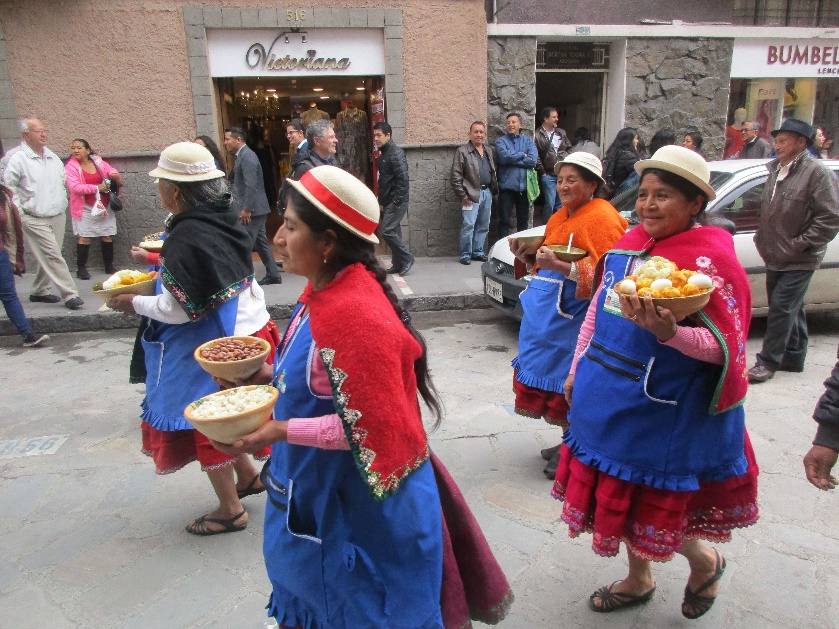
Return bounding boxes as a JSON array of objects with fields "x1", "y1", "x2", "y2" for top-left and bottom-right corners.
[{"x1": 3, "y1": 117, "x2": 83, "y2": 309}]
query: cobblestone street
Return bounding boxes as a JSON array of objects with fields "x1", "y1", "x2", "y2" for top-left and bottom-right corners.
[{"x1": 1, "y1": 310, "x2": 837, "y2": 628}]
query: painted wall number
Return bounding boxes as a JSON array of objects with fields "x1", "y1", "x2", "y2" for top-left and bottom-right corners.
[{"x1": 287, "y1": 10, "x2": 306, "y2": 22}]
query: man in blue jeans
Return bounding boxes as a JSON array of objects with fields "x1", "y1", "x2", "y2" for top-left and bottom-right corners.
[
  {"x1": 450, "y1": 121, "x2": 497, "y2": 265},
  {"x1": 534, "y1": 107, "x2": 571, "y2": 224},
  {"x1": 495, "y1": 113, "x2": 538, "y2": 238}
]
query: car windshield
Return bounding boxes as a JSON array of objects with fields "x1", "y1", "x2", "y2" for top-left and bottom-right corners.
[{"x1": 613, "y1": 171, "x2": 734, "y2": 224}]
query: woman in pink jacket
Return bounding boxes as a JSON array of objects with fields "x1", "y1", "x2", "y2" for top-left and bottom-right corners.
[{"x1": 65, "y1": 139, "x2": 122, "y2": 279}]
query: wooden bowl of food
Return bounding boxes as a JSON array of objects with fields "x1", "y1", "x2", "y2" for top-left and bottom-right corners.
[
  {"x1": 184, "y1": 385, "x2": 278, "y2": 444},
  {"x1": 546, "y1": 245, "x2": 588, "y2": 262},
  {"x1": 92, "y1": 270, "x2": 158, "y2": 299},
  {"x1": 652, "y1": 289, "x2": 713, "y2": 321},
  {"x1": 194, "y1": 336, "x2": 272, "y2": 382},
  {"x1": 508, "y1": 235, "x2": 545, "y2": 254}
]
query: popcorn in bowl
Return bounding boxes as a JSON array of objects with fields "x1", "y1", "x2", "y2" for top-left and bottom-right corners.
[
  {"x1": 100, "y1": 270, "x2": 157, "y2": 291},
  {"x1": 190, "y1": 385, "x2": 276, "y2": 419}
]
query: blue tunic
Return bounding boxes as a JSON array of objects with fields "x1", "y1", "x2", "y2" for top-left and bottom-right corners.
[
  {"x1": 140, "y1": 275, "x2": 238, "y2": 431},
  {"x1": 263, "y1": 307, "x2": 444, "y2": 629},
  {"x1": 566, "y1": 252, "x2": 747, "y2": 492},
  {"x1": 513, "y1": 268, "x2": 589, "y2": 394}
]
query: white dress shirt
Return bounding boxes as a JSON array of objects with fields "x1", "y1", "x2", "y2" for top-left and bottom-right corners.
[{"x1": 2, "y1": 142, "x2": 68, "y2": 217}]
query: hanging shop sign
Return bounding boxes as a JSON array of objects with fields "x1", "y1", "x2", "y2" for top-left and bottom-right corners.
[
  {"x1": 206, "y1": 28, "x2": 385, "y2": 77},
  {"x1": 536, "y1": 42, "x2": 609, "y2": 70},
  {"x1": 731, "y1": 38, "x2": 839, "y2": 78}
]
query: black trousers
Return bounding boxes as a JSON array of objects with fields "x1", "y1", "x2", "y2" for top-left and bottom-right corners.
[
  {"x1": 244, "y1": 214, "x2": 280, "y2": 280},
  {"x1": 498, "y1": 189, "x2": 530, "y2": 238},
  {"x1": 756, "y1": 269, "x2": 814, "y2": 370}
]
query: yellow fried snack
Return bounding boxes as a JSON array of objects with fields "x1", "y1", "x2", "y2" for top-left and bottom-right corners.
[
  {"x1": 680, "y1": 283, "x2": 701, "y2": 296},
  {"x1": 635, "y1": 277, "x2": 653, "y2": 290},
  {"x1": 622, "y1": 257, "x2": 711, "y2": 298},
  {"x1": 638, "y1": 287, "x2": 653, "y2": 297},
  {"x1": 654, "y1": 286, "x2": 682, "y2": 298}
]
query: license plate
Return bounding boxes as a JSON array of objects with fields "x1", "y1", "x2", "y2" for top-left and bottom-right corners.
[{"x1": 485, "y1": 277, "x2": 503, "y2": 303}]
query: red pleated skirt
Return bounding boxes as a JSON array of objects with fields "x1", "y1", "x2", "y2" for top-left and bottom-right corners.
[
  {"x1": 551, "y1": 430, "x2": 760, "y2": 562},
  {"x1": 512, "y1": 372, "x2": 570, "y2": 428},
  {"x1": 141, "y1": 320, "x2": 280, "y2": 475}
]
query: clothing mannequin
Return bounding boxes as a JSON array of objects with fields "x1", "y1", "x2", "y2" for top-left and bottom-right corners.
[
  {"x1": 724, "y1": 108, "x2": 748, "y2": 158},
  {"x1": 335, "y1": 101, "x2": 372, "y2": 181},
  {"x1": 302, "y1": 102, "x2": 330, "y2": 129}
]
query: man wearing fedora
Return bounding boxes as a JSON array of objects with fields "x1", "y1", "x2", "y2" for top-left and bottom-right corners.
[{"x1": 748, "y1": 118, "x2": 839, "y2": 384}]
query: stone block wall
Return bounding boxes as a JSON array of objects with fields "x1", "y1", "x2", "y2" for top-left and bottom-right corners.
[
  {"x1": 403, "y1": 145, "x2": 461, "y2": 257},
  {"x1": 624, "y1": 38, "x2": 734, "y2": 160},
  {"x1": 487, "y1": 37, "x2": 537, "y2": 143}
]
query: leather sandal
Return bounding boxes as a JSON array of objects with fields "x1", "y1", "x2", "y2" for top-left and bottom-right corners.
[
  {"x1": 237, "y1": 474, "x2": 266, "y2": 499},
  {"x1": 588, "y1": 581, "x2": 656, "y2": 613},
  {"x1": 185, "y1": 510, "x2": 247, "y2": 536},
  {"x1": 682, "y1": 549, "x2": 726, "y2": 619}
]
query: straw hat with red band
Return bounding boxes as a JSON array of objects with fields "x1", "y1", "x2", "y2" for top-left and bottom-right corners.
[{"x1": 288, "y1": 166, "x2": 381, "y2": 243}]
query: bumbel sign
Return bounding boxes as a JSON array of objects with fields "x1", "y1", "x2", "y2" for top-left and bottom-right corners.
[
  {"x1": 247, "y1": 35, "x2": 351, "y2": 72},
  {"x1": 731, "y1": 38, "x2": 839, "y2": 78},
  {"x1": 206, "y1": 28, "x2": 384, "y2": 78}
]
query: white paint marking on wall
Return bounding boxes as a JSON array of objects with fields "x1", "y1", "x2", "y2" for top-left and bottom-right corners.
[{"x1": 0, "y1": 435, "x2": 70, "y2": 459}]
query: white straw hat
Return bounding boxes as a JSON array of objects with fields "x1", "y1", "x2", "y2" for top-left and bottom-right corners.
[
  {"x1": 555, "y1": 151, "x2": 605, "y2": 183},
  {"x1": 634, "y1": 145, "x2": 716, "y2": 200},
  {"x1": 148, "y1": 142, "x2": 225, "y2": 182},
  {"x1": 289, "y1": 166, "x2": 380, "y2": 243}
]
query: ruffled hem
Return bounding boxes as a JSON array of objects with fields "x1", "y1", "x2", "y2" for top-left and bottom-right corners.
[
  {"x1": 141, "y1": 447, "x2": 196, "y2": 475},
  {"x1": 563, "y1": 429, "x2": 749, "y2": 493},
  {"x1": 511, "y1": 358, "x2": 566, "y2": 394},
  {"x1": 141, "y1": 397, "x2": 193, "y2": 432},
  {"x1": 267, "y1": 590, "x2": 322, "y2": 629}
]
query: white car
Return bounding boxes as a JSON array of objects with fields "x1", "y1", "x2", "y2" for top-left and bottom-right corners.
[{"x1": 482, "y1": 159, "x2": 839, "y2": 319}]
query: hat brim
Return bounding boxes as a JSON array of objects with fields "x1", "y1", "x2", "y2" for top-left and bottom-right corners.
[
  {"x1": 555, "y1": 159, "x2": 605, "y2": 183},
  {"x1": 770, "y1": 128, "x2": 814, "y2": 147},
  {"x1": 634, "y1": 158, "x2": 716, "y2": 201},
  {"x1": 287, "y1": 178, "x2": 379, "y2": 244},
  {"x1": 148, "y1": 166, "x2": 226, "y2": 182}
]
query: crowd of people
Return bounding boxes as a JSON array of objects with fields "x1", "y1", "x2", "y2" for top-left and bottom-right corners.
[{"x1": 2, "y1": 106, "x2": 839, "y2": 627}]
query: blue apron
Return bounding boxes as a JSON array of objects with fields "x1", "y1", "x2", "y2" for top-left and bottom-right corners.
[
  {"x1": 263, "y1": 306, "x2": 443, "y2": 629},
  {"x1": 513, "y1": 268, "x2": 590, "y2": 393},
  {"x1": 140, "y1": 275, "x2": 239, "y2": 431},
  {"x1": 566, "y1": 253, "x2": 747, "y2": 492}
]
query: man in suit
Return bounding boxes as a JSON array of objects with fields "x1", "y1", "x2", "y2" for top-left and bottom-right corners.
[
  {"x1": 737, "y1": 122, "x2": 772, "y2": 159},
  {"x1": 223, "y1": 126, "x2": 281, "y2": 285}
]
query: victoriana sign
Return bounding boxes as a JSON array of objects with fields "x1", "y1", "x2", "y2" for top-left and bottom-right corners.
[
  {"x1": 206, "y1": 29, "x2": 384, "y2": 77},
  {"x1": 731, "y1": 38, "x2": 839, "y2": 78}
]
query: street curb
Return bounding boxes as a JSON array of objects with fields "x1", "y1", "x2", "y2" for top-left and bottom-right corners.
[{"x1": 1, "y1": 292, "x2": 490, "y2": 336}]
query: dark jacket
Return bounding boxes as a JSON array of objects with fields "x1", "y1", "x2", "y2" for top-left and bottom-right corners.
[
  {"x1": 755, "y1": 151, "x2": 839, "y2": 271},
  {"x1": 534, "y1": 126, "x2": 571, "y2": 177},
  {"x1": 377, "y1": 140, "x2": 409, "y2": 207},
  {"x1": 495, "y1": 133, "x2": 538, "y2": 192},
  {"x1": 277, "y1": 149, "x2": 334, "y2": 212},
  {"x1": 450, "y1": 142, "x2": 497, "y2": 203},
  {"x1": 739, "y1": 137, "x2": 773, "y2": 159},
  {"x1": 603, "y1": 149, "x2": 639, "y2": 189},
  {"x1": 813, "y1": 345, "x2": 839, "y2": 452},
  {"x1": 229, "y1": 144, "x2": 270, "y2": 216}
]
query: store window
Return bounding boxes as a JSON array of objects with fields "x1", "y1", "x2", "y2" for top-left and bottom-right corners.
[{"x1": 733, "y1": 0, "x2": 839, "y2": 27}]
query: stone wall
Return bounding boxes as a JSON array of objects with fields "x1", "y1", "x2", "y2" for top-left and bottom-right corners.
[
  {"x1": 487, "y1": 37, "x2": 537, "y2": 142},
  {"x1": 624, "y1": 38, "x2": 734, "y2": 160},
  {"x1": 404, "y1": 145, "x2": 461, "y2": 257}
]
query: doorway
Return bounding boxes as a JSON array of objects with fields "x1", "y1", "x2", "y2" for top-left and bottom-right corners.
[{"x1": 535, "y1": 71, "x2": 606, "y2": 150}]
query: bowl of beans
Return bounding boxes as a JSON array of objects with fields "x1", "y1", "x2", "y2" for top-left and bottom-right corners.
[
  {"x1": 194, "y1": 336, "x2": 272, "y2": 382},
  {"x1": 184, "y1": 385, "x2": 278, "y2": 444}
]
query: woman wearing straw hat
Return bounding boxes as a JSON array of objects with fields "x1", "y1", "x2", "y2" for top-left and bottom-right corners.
[
  {"x1": 212, "y1": 165, "x2": 513, "y2": 629},
  {"x1": 106, "y1": 142, "x2": 278, "y2": 535},
  {"x1": 508, "y1": 152, "x2": 626, "y2": 478},
  {"x1": 554, "y1": 145, "x2": 759, "y2": 619}
]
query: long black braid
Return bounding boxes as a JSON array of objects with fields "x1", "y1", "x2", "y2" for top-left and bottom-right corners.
[{"x1": 287, "y1": 187, "x2": 443, "y2": 430}]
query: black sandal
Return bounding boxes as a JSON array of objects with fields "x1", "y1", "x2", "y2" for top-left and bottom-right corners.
[
  {"x1": 185, "y1": 510, "x2": 247, "y2": 536},
  {"x1": 682, "y1": 549, "x2": 726, "y2": 619},
  {"x1": 588, "y1": 581, "x2": 656, "y2": 613},
  {"x1": 237, "y1": 474, "x2": 266, "y2": 499}
]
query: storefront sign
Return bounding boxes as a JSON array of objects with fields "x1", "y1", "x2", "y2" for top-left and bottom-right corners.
[
  {"x1": 206, "y1": 28, "x2": 384, "y2": 77},
  {"x1": 536, "y1": 42, "x2": 608, "y2": 70},
  {"x1": 732, "y1": 38, "x2": 839, "y2": 78}
]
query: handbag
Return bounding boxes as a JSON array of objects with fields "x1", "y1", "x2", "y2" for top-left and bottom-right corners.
[
  {"x1": 526, "y1": 168, "x2": 539, "y2": 204},
  {"x1": 109, "y1": 179, "x2": 123, "y2": 212}
]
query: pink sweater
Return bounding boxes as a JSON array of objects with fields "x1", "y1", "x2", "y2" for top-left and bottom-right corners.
[{"x1": 65, "y1": 156, "x2": 118, "y2": 220}]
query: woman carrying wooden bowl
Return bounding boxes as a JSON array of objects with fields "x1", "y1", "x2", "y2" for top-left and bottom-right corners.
[
  {"x1": 509, "y1": 152, "x2": 627, "y2": 477},
  {"x1": 556, "y1": 145, "x2": 758, "y2": 619}
]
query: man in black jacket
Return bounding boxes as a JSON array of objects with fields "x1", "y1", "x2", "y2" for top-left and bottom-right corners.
[
  {"x1": 804, "y1": 346, "x2": 839, "y2": 490},
  {"x1": 277, "y1": 119, "x2": 337, "y2": 213},
  {"x1": 373, "y1": 121, "x2": 414, "y2": 275}
]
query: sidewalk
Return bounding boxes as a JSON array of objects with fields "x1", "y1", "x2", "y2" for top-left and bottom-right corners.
[{"x1": 0, "y1": 257, "x2": 491, "y2": 336}]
